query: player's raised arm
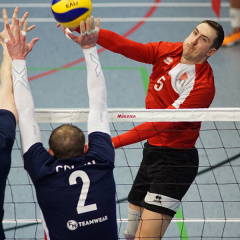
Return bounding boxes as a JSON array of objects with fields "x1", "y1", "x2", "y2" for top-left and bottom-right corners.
[
  {"x1": 0, "y1": 39, "x2": 17, "y2": 121},
  {"x1": 0, "y1": 6, "x2": 35, "y2": 122},
  {"x1": 66, "y1": 17, "x2": 110, "y2": 135},
  {"x1": 0, "y1": 12, "x2": 41, "y2": 154}
]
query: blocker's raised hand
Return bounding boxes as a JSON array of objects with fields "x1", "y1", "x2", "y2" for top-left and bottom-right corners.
[
  {"x1": 66, "y1": 16, "x2": 100, "y2": 49},
  {"x1": 0, "y1": 17, "x2": 39, "y2": 60},
  {"x1": 0, "y1": 7, "x2": 36, "y2": 46}
]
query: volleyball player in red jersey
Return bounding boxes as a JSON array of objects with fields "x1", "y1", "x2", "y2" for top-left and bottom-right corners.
[{"x1": 63, "y1": 20, "x2": 224, "y2": 239}]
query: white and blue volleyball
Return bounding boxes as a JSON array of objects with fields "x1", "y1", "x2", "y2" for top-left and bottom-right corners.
[{"x1": 52, "y1": 0, "x2": 92, "y2": 28}]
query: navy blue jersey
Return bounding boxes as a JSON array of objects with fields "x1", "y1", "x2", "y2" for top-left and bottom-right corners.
[
  {"x1": 0, "y1": 110, "x2": 16, "y2": 240},
  {"x1": 24, "y1": 132, "x2": 117, "y2": 240}
]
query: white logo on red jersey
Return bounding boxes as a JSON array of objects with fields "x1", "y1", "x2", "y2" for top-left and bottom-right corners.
[
  {"x1": 163, "y1": 57, "x2": 173, "y2": 65},
  {"x1": 178, "y1": 71, "x2": 188, "y2": 86}
]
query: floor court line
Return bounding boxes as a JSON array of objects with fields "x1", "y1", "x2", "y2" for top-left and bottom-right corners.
[
  {"x1": 27, "y1": 0, "x2": 160, "y2": 81},
  {"x1": 0, "y1": 3, "x2": 230, "y2": 8},
  {"x1": 3, "y1": 218, "x2": 240, "y2": 223},
  {"x1": 0, "y1": 17, "x2": 231, "y2": 23}
]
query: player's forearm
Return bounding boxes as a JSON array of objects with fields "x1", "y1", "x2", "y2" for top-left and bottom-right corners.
[
  {"x1": 112, "y1": 121, "x2": 177, "y2": 148},
  {"x1": 97, "y1": 29, "x2": 153, "y2": 64},
  {"x1": 83, "y1": 46, "x2": 110, "y2": 135},
  {"x1": 12, "y1": 60, "x2": 42, "y2": 153},
  {"x1": 0, "y1": 46, "x2": 12, "y2": 88}
]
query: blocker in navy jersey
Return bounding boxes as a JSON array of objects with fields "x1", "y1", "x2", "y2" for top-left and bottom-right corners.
[
  {"x1": 0, "y1": 110, "x2": 16, "y2": 240},
  {"x1": 24, "y1": 132, "x2": 117, "y2": 240}
]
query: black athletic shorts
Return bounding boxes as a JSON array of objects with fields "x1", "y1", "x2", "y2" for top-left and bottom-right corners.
[
  {"x1": 0, "y1": 110, "x2": 16, "y2": 240},
  {"x1": 128, "y1": 141, "x2": 199, "y2": 217}
]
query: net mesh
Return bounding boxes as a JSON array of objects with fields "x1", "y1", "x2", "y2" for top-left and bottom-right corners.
[{"x1": 3, "y1": 108, "x2": 240, "y2": 239}]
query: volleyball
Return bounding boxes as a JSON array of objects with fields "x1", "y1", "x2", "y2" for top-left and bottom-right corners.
[{"x1": 51, "y1": 0, "x2": 92, "y2": 28}]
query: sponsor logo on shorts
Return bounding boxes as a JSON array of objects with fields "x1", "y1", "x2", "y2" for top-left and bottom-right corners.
[
  {"x1": 144, "y1": 192, "x2": 180, "y2": 212},
  {"x1": 153, "y1": 194, "x2": 162, "y2": 203}
]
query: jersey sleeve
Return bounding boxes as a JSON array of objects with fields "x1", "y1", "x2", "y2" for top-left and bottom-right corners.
[
  {"x1": 12, "y1": 60, "x2": 42, "y2": 154},
  {"x1": 0, "y1": 110, "x2": 16, "y2": 146},
  {"x1": 23, "y1": 142, "x2": 51, "y2": 184},
  {"x1": 112, "y1": 121, "x2": 178, "y2": 148},
  {"x1": 83, "y1": 47, "x2": 110, "y2": 135},
  {"x1": 97, "y1": 29, "x2": 171, "y2": 64},
  {"x1": 88, "y1": 132, "x2": 115, "y2": 166}
]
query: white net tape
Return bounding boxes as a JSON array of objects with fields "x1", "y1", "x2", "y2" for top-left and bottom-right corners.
[{"x1": 35, "y1": 108, "x2": 240, "y2": 123}]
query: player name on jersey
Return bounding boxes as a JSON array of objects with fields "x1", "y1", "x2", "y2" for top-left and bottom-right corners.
[{"x1": 56, "y1": 160, "x2": 96, "y2": 172}]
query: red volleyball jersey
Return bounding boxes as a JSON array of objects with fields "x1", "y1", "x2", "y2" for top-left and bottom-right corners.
[{"x1": 97, "y1": 29, "x2": 215, "y2": 149}]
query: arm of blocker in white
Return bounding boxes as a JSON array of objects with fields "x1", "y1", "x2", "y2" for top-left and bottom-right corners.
[
  {"x1": 12, "y1": 60, "x2": 42, "y2": 154},
  {"x1": 83, "y1": 46, "x2": 110, "y2": 135}
]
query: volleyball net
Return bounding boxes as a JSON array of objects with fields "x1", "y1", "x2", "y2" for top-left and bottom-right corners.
[{"x1": 3, "y1": 108, "x2": 240, "y2": 239}]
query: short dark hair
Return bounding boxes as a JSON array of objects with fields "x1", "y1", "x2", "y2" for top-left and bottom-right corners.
[
  {"x1": 49, "y1": 124, "x2": 85, "y2": 159},
  {"x1": 201, "y1": 20, "x2": 224, "y2": 50}
]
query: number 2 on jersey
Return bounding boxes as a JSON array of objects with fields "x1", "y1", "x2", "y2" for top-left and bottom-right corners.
[
  {"x1": 154, "y1": 76, "x2": 166, "y2": 91},
  {"x1": 69, "y1": 170, "x2": 97, "y2": 214}
]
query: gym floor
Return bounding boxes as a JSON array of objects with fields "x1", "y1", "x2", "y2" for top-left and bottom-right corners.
[{"x1": 1, "y1": 0, "x2": 240, "y2": 239}]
